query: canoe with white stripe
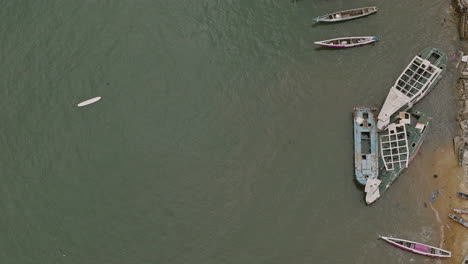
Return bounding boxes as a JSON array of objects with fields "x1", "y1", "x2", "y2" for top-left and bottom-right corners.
[
  {"x1": 77, "y1": 97, "x2": 102, "y2": 107},
  {"x1": 379, "y1": 236, "x2": 451, "y2": 258},
  {"x1": 314, "y1": 36, "x2": 377, "y2": 48},
  {"x1": 315, "y1": 6, "x2": 377, "y2": 23}
]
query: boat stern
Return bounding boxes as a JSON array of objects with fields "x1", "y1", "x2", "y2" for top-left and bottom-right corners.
[{"x1": 365, "y1": 178, "x2": 381, "y2": 204}]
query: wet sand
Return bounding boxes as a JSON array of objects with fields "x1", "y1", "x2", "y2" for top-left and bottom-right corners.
[{"x1": 422, "y1": 144, "x2": 467, "y2": 263}]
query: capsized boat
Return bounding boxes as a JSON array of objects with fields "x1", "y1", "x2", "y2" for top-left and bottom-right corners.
[
  {"x1": 454, "y1": 208, "x2": 468, "y2": 214},
  {"x1": 448, "y1": 214, "x2": 468, "y2": 227},
  {"x1": 377, "y1": 48, "x2": 447, "y2": 130},
  {"x1": 379, "y1": 236, "x2": 451, "y2": 258},
  {"x1": 314, "y1": 36, "x2": 377, "y2": 48},
  {"x1": 457, "y1": 192, "x2": 468, "y2": 199},
  {"x1": 366, "y1": 110, "x2": 430, "y2": 204},
  {"x1": 315, "y1": 6, "x2": 377, "y2": 22},
  {"x1": 353, "y1": 107, "x2": 379, "y2": 185}
]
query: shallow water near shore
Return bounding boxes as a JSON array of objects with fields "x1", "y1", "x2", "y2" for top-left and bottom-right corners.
[{"x1": 0, "y1": 0, "x2": 462, "y2": 263}]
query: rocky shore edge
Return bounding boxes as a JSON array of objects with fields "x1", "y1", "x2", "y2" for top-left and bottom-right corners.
[{"x1": 456, "y1": 0, "x2": 467, "y2": 39}]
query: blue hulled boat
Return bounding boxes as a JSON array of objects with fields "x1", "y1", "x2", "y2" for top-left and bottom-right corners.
[{"x1": 353, "y1": 107, "x2": 379, "y2": 185}]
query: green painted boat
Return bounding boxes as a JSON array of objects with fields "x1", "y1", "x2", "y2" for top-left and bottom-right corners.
[{"x1": 365, "y1": 109, "x2": 431, "y2": 204}]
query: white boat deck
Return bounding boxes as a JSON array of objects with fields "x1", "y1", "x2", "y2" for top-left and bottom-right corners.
[
  {"x1": 377, "y1": 53, "x2": 443, "y2": 130},
  {"x1": 394, "y1": 56, "x2": 441, "y2": 98},
  {"x1": 380, "y1": 123, "x2": 409, "y2": 171}
]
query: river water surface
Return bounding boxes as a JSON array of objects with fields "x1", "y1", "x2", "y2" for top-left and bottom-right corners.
[{"x1": 0, "y1": 0, "x2": 461, "y2": 263}]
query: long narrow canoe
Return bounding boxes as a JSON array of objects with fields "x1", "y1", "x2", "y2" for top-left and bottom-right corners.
[
  {"x1": 448, "y1": 214, "x2": 468, "y2": 227},
  {"x1": 454, "y1": 208, "x2": 468, "y2": 214},
  {"x1": 314, "y1": 36, "x2": 377, "y2": 48},
  {"x1": 315, "y1": 6, "x2": 377, "y2": 23},
  {"x1": 379, "y1": 236, "x2": 451, "y2": 258},
  {"x1": 457, "y1": 192, "x2": 468, "y2": 199}
]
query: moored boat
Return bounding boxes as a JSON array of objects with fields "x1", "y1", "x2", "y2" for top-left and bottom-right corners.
[
  {"x1": 448, "y1": 214, "x2": 468, "y2": 227},
  {"x1": 377, "y1": 48, "x2": 447, "y2": 130},
  {"x1": 454, "y1": 208, "x2": 468, "y2": 214},
  {"x1": 314, "y1": 36, "x2": 377, "y2": 48},
  {"x1": 353, "y1": 107, "x2": 379, "y2": 185},
  {"x1": 366, "y1": 110, "x2": 430, "y2": 204},
  {"x1": 315, "y1": 6, "x2": 377, "y2": 22},
  {"x1": 457, "y1": 192, "x2": 468, "y2": 199},
  {"x1": 379, "y1": 236, "x2": 451, "y2": 258}
]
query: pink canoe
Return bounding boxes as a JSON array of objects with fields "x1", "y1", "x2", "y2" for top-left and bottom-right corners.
[{"x1": 379, "y1": 236, "x2": 451, "y2": 258}]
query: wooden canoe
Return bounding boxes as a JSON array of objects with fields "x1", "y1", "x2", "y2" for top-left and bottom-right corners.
[
  {"x1": 315, "y1": 6, "x2": 377, "y2": 23},
  {"x1": 457, "y1": 192, "x2": 468, "y2": 199},
  {"x1": 314, "y1": 36, "x2": 377, "y2": 48},
  {"x1": 448, "y1": 214, "x2": 468, "y2": 227},
  {"x1": 454, "y1": 208, "x2": 468, "y2": 214},
  {"x1": 379, "y1": 236, "x2": 451, "y2": 258}
]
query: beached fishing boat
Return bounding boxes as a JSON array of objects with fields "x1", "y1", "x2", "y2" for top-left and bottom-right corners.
[
  {"x1": 365, "y1": 110, "x2": 430, "y2": 204},
  {"x1": 457, "y1": 192, "x2": 468, "y2": 199},
  {"x1": 448, "y1": 214, "x2": 468, "y2": 227},
  {"x1": 353, "y1": 107, "x2": 379, "y2": 185},
  {"x1": 314, "y1": 36, "x2": 377, "y2": 48},
  {"x1": 315, "y1": 6, "x2": 377, "y2": 22},
  {"x1": 376, "y1": 48, "x2": 447, "y2": 130},
  {"x1": 379, "y1": 236, "x2": 451, "y2": 258},
  {"x1": 454, "y1": 208, "x2": 468, "y2": 214},
  {"x1": 463, "y1": 255, "x2": 468, "y2": 264}
]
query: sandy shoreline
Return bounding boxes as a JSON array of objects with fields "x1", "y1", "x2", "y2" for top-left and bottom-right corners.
[
  {"x1": 423, "y1": 144, "x2": 467, "y2": 263},
  {"x1": 425, "y1": 3, "x2": 468, "y2": 261}
]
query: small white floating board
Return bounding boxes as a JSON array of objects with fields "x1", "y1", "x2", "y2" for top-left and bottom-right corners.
[{"x1": 77, "y1": 97, "x2": 101, "y2": 107}]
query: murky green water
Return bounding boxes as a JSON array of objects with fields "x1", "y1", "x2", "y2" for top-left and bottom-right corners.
[{"x1": 0, "y1": 0, "x2": 461, "y2": 263}]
